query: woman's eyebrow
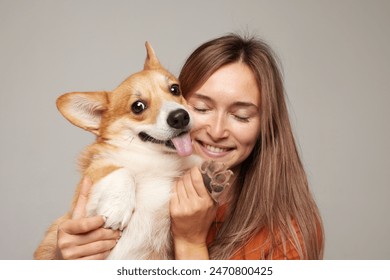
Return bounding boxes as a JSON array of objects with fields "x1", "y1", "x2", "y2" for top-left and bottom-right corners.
[
  {"x1": 192, "y1": 93, "x2": 213, "y2": 102},
  {"x1": 231, "y1": 101, "x2": 258, "y2": 109},
  {"x1": 192, "y1": 93, "x2": 259, "y2": 111}
]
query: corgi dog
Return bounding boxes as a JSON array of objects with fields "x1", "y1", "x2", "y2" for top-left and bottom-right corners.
[{"x1": 34, "y1": 42, "x2": 232, "y2": 260}]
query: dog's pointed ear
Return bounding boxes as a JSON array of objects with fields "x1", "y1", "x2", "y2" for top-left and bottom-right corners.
[
  {"x1": 144, "y1": 41, "x2": 161, "y2": 70},
  {"x1": 56, "y1": 91, "x2": 108, "y2": 135}
]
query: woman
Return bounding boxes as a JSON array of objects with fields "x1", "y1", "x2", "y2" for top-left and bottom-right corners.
[
  {"x1": 45, "y1": 34, "x2": 324, "y2": 260},
  {"x1": 170, "y1": 34, "x2": 323, "y2": 260}
]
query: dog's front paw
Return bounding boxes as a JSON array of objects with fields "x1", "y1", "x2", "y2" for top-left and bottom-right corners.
[
  {"x1": 200, "y1": 161, "x2": 233, "y2": 202},
  {"x1": 86, "y1": 168, "x2": 136, "y2": 230},
  {"x1": 97, "y1": 196, "x2": 134, "y2": 231}
]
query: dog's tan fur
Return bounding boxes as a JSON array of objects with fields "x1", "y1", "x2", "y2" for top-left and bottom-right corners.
[{"x1": 34, "y1": 43, "x2": 197, "y2": 259}]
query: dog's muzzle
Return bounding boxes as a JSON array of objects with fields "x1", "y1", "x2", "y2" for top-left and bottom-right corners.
[
  {"x1": 138, "y1": 108, "x2": 193, "y2": 157},
  {"x1": 167, "y1": 109, "x2": 190, "y2": 129}
]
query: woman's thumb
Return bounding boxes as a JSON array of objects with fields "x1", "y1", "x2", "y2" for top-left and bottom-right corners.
[{"x1": 72, "y1": 177, "x2": 92, "y2": 219}]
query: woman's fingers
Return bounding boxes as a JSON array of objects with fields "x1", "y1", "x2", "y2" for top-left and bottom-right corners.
[
  {"x1": 176, "y1": 177, "x2": 188, "y2": 201},
  {"x1": 73, "y1": 227, "x2": 121, "y2": 246},
  {"x1": 189, "y1": 166, "x2": 211, "y2": 198},
  {"x1": 180, "y1": 167, "x2": 209, "y2": 198},
  {"x1": 182, "y1": 168, "x2": 199, "y2": 198},
  {"x1": 170, "y1": 166, "x2": 218, "y2": 250},
  {"x1": 173, "y1": 166, "x2": 214, "y2": 210},
  {"x1": 57, "y1": 220, "x2": 121, "y2": 259},
  {"x1": 78, "y1": 250, "x2": 112, "y2": 260},
  {"x1": 58, "y1": 219, "x2": 120, "y2": 243},
  {"x1": 61, "y1": 239, "x2": 118, "y2": 260},
  {"x1": 59, "y1": 215, "x2": 106, "y2": 235},
  {"x1": 84, "y1": 226, "x2": 121, "y2": 243}
]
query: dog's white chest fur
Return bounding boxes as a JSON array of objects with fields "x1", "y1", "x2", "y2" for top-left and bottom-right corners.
[{"x1": 86, "y1": 144, "x2": 199, "y2": 259}]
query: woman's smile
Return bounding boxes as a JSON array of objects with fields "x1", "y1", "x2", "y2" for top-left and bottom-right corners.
[{"x1": 194, "y1": 139, "x2": 234, "y2": 158}]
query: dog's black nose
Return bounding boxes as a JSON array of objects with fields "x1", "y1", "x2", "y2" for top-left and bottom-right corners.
[{"x1": 167, "y1": 109, "x2": 190, "y2": 129}]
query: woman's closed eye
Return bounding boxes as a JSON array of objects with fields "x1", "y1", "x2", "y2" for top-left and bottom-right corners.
[
  {"x1": 190, "y1": 104, "x2": 211, "y2": 113},
  {"x1": 232, "y1": 114, "x2": 250, "y2": 122},
  {"x1": 231, "y1": 108, "x2": 255, "y2": 123},
  {"x1": 194, "y1": 107, "x2": 209, "y2": 113}
]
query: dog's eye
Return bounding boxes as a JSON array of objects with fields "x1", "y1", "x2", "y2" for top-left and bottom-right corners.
[
  {"x1": 170, "y1": 84, "x2": 181, "y2": 96},
  {"x1": 131, "y1": 101, "x2": 147, "y2": 114}
]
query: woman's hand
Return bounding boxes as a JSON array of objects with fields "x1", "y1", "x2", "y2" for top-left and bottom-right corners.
[
  {"x1": 170, "y1": 166, "x2": 218, "y2": 259},
  {"x1": 56, "y1": 177, "x2": 121, "y2": 260}
]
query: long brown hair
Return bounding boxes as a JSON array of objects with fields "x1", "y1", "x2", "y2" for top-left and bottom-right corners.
[{"x1": 179, "y1": 34, "x2": 324, "y2": 259}]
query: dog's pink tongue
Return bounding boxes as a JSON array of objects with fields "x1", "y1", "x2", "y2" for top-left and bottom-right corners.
[{"x1": 171, "y1": 133, "x2": 193, "y2": 157}]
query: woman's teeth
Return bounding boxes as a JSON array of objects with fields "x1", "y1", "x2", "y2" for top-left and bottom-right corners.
[{"x1": 205, "y1": 144, "x2": 228, "y2": 153}]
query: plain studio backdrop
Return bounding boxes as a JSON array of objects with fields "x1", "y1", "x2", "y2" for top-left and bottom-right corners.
[{"x1": 0, "y1": 0, "x2": 389, "y2": 260}]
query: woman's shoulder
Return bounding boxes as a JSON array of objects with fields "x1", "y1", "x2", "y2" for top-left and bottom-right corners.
[{"x1": 230, "y1": 219, "x2": 319, "y2": 260}]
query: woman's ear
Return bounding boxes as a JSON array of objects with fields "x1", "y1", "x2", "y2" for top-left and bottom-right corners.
[{"x1": 56, "y1": 91, "x2": 108, "y2": 135}]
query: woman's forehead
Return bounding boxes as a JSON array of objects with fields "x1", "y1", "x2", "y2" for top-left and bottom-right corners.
[{"x1": 188, "y1": 63, "x2": 261, "y2": 107}]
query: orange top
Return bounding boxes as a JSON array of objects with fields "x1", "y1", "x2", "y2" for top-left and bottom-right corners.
[{"x1": 206, "y1": 204, "x2": 304, "y2": 260}]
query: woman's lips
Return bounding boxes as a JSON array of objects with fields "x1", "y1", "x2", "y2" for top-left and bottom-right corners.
[{"x1": 196, "y1": 140, "x2": 233, "y2": 158}]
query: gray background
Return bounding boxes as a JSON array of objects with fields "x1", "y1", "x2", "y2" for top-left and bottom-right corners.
[{"x1": 0, "y1": 0, "x2": 389, "y2": 259}]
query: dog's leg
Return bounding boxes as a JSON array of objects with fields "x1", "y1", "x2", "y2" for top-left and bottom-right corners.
[
  {"x1": 200, "y1": 161, "x2": 233, "y2": 202},
  {"x1": 86, "y1": 168, "x2": 136, "y2": 230}
]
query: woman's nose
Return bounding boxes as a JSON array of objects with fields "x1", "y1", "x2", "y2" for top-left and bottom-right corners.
[{"x1": 206, "y1": 113, "x2": 229, "y2": 140}]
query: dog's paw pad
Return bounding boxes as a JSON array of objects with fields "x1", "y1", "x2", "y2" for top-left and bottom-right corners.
[
  {"x1": 200, "y1": 161, "x2": 225, "y2": 177},
  {"x1": 210, "y1": 184, "x2": 225, "y2": 193},
  {"x1": 200, "y1": 161, "x2": 233, "y2": 202},
  {"x1": 213, "y1": 170, "x2": 233, "y2": 186}
]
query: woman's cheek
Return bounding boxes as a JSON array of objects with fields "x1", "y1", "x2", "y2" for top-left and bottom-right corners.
[
  {"x1": 232, "y1": 121, "x2": 260, "y2": 148},
  {"x1": 190, "y1": 112, "x2": 211, "y2": 130}
]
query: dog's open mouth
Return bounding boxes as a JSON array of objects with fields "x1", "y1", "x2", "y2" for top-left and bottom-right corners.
[{"x1": 139, "y1": 131, "x2": 192, "y2": 156}]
